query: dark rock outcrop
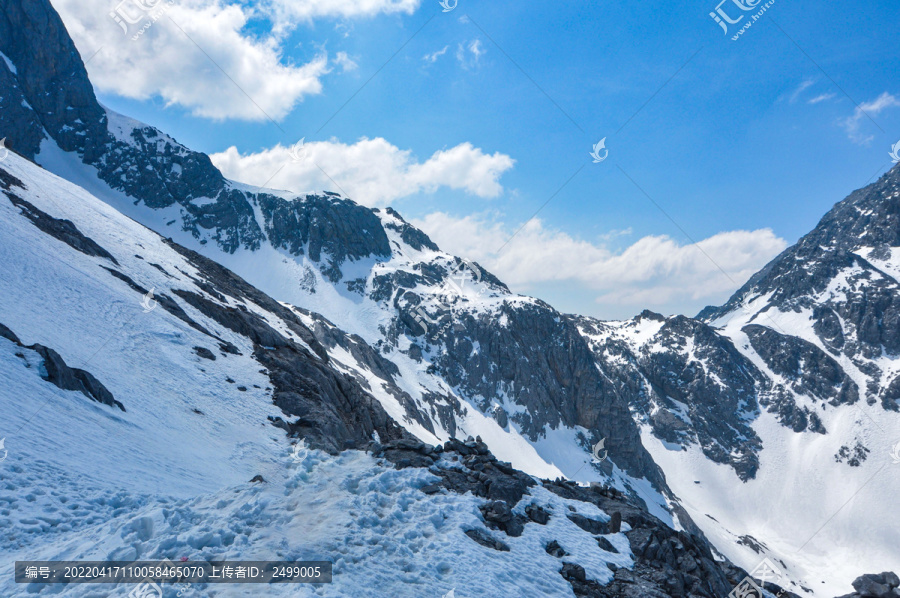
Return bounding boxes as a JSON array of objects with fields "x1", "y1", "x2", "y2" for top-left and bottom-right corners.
[
  {"x1": 702, "y1": 165, "x2": 900, "y2": 413},
  {"x1": 1, "y1": 322, "x2": 124, "y2": 411},
  {"x1": 575, "y1": 312, "x2": 766, "y2": 480},
  {"x1": 835, "y1": 572, "x2": 900, "y2": 598},
  {"x1": 160, "y1": 241, "x2": 410, "y2": 454},
  {"x1": 378, "y1": 436, "x2": 770, "y2": 598},
  {"x1": 4, "y1": 191, "x2": 119, "y2": 264}
]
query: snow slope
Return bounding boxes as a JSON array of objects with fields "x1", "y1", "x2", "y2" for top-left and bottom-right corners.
[
  {"x1": 576, "y1": 305, "x2": 900, "y2": 597},
  {"x1": 0, "y1": 152, "x2": 639, "y2": 597},
  {"x1": 34, "y1": 134, "x2": 671, "y2": 516}
]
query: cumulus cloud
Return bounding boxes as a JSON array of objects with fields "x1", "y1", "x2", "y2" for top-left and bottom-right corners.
[
  {"x1": 210, "y1": 138, "x2": 515, "y2": 206},
  {"x1": 54, "y1": 0, "x2": 417, "y2": 121},
  {"x1": 54, "y1": 0, "x2": 333, "y2": 121},
  {"x1": 410, "y1": 213, "x2": 788, "y2": 311},
  {"x1": 841, "y1": 92, "x2": 900, "y2": 144},
  {"x1": 262, "y1": 0, "x2": 420, "y2": 23}
]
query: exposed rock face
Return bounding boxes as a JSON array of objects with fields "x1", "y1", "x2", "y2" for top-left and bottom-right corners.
[
  {"x1": 377, "y1": 436, "x2": 773, "y2": 598},
  {"x1": 744, "y1": 324, "x2": 858, "y2": 408},
  {"x1": 3, "y1": 155, "x2": 414, "y2": 454},
  {"x1": 1, "y1": 0, "x2": 391, "y2": 270},
  {"x1": 835, "y1": 572, "x2": 900, "y2": 598},
  {"x1": 0, "y1": 322, "x2": 123, "y2": 411},
  {"x1": 160, "y1": 240, "x2": 410, "y2": 454},
  {"x1": 573, "y1": 165, "x2": 900, "y2": 481},
  {"x1": 0, "y1": 0, "x2": 105, "y2": 160},
  {"x1": 384, "y1": 288, "x2": 666, "y2": 488},
  {"x1": 701, "y1": 164, "x2": 900, "y2": 413},
  {"x1": 4, "y1": 191, "x2": 119, "y2": 265},
  {"x1": 575, "y1": 311, "x2": 766, "y2": 480}
]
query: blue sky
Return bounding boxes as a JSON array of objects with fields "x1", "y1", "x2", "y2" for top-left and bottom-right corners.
[{"x1": 55, "y1": 0, "x2": 900, "y2": 319}]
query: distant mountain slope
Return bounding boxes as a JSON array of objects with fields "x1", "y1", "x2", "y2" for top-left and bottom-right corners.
[
  {"x1": 702, "y1": 164, "x2": 900, "y2": 413},
  {"x1": 572, "y1": 167, "x2": 900, "y2": 596}
]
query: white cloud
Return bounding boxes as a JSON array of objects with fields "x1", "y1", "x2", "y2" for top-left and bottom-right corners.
[
  {"x1": 423, "y1": 45, "x2": 450, "y2": 63},
  {"x1": 808, "y1": 92, "x2": 835, "y2": 105},
  {"x1": 333, "y1": 51, "x2": 358, "y2": 72},
  {"x1": 262, "y1": 0, "x2": 420, "y2": 23},
  {"x1": 469, "y1": 39, "x2": 484, "y2": 59},
  {"x1": 54, "y1": 0, "x2": 332, "y2": 121},
  {"x1": 54, "y1": 0, "x2": 419, "y2": 121},
  {"x1": 456, "y1": 39, "x2": 484, "y2": 69},
  {"x1": 410, "y1": 213, "x2": 787, "y2": 311},
  {"x1": 210, "y1": 138, "x2": 515, "y2": 206},
  {"x1": 789, "y1": 79, "x2": 815, "y2": 103},
  {"x1": 840, "y1": 92, "x2": 900, "y2": 144}
]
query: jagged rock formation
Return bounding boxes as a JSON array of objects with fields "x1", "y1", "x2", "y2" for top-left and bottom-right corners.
[
  {"x1": 700, "y1": 164, "x2": 900, "y2": 413},
  {"x1": 574, "y1": 311, "x2": 767, "y2": 480},
  {"x1": 377, "y1": 436, "x2": 769, "y2": 598},
  {"x1": 0, "y1": 322, "x2": 123, "y2": 412},
  {"x1": 836, "y1": 572, "x2": 900, "y2": 598}
]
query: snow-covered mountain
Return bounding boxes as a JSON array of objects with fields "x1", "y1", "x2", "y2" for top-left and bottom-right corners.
[
  {"x1": 1, "y1": 148, "x2": 767, "y2": 597},
  {"x1": 0, "y1": 0, "x2": 671, "y2": 514},
  {"x1": 1, "y1": 0, "x2": 898, "y2": 596},
  {"x1": 574, "y1": 167, "x2": 900, "y2": 595}
]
